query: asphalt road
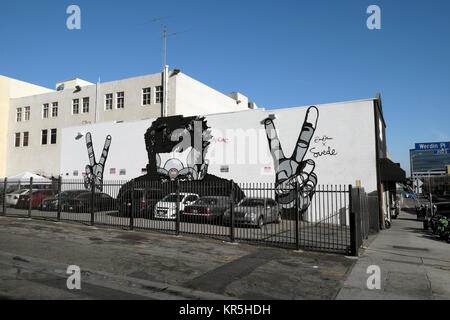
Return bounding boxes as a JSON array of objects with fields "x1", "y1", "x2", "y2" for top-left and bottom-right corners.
[{"x1": 0, "y1": 215, "x2": 354, "y2": 300}]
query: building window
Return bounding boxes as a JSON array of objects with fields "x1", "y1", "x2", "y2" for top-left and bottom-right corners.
[
  {"x1": 82, "y1": 97, "x2": 89, "y2": 113},
  {"x1": 105, "y1": 93, "x2": 113, "y2": 110},
  {"x1": 43, "y1": 103, "x2": 49, "y2": 119},
  {"x1": 15, "y1": 133, "x2": 21, "y2": 147},
  {"x1": 155, "y1": 86, "x2": 163, "y2": 104},
  {"x1": 72, "y1": 99, "x2": 79, "y2": 114},
  {"x1": 16, "y1": 108, "x2": 22, "y2": 122},
  {"x1": 52, "y1": 102, "x2": 58, "y2": 117},
  {"x1": 23, "y1": 132, "x2": 29, "y2": 147},
  {"x1": 50, "y1": 129, "x2": 57, "y2": 144},
  {"x1": 142, "y1": 87, "x2": 151, "y2": 105},
  {"x1": 41, "y1": 129, "x2": 48, "y2": 145},
  {"x1": 116, "y1": 92, "x2": 124, "y2": 109},
  {"x1": 24, "y1": 106, "x2": 30, "y2": 121}
]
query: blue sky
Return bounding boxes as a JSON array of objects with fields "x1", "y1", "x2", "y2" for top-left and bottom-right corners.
[{"x1": 1, "y1": 0, "x2": 449, "y2": 175}]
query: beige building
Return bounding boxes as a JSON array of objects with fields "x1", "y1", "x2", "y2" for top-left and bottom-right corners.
[
  {"x1": 5, "y1": 70, "x2": 255, "y2": 178},
  {"x1": 0, "y1": 75, "x2": 53, "y2": 178}
]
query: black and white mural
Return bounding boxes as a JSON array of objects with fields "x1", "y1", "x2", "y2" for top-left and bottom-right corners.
[
  {"x1": 119, "y1": 107, "x2": 320, "y2": 210},
  {"x1": 135, "y1": 115, "x2": 245, "y2": 201},
  {"x1": 262, "y1": 106, "x2": 319, "y2": 210},
  {"x1": 84, "y1": 132, "x2": 112, "y2": 192}
]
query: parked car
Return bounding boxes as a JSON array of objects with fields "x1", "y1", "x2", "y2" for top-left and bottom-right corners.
[
  {"x1": 183, "y1": 196, "x2": 230, "y2": 223},
  {"x1": 154, "y1": 193, "x2": 199, "y2": 220},
  {"x1": 15, "y1": 189, "x2": 56, "y2": 209},
  {"x1": 5, "y1": 189, "x2": 29, "y2": 206},
  {"x1": 117, "y1": 186, "x2": 167, "y2": 218},
  {"x1": 40, "y1": 190, "x2": 88, "y2": 211},
  {"x1": 63, "y1": 192, "x2": 116, "y2": 213},
  {"x1": 433, "y1": 202, "x2": 450, "y2": 218},
  {"x1": 223, "y1": 198, "x2": 282, "y2": 228}
]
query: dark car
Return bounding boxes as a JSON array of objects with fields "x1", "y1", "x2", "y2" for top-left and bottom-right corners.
[
  {"x1": 183, "y1": 196, "x2": 230, "y2": 224},
  {"x1": 117, "y1": 187, "x2": 166, "y2": 218},
  {"x1": 223, "y1": 198, "x2": 282, "y2": 228},
  {"x1": 433, "y1": 202, "x2": 450, "y2": 218},
  {"x1": 63, "y1": 192, "x2": 116, "y2": 213},
  {"x1": 40, "y1": 190, "x2": 88, "y2": 211},
  {"x1": 16, "y1": 189, "x2": 56, "y2": 209}
]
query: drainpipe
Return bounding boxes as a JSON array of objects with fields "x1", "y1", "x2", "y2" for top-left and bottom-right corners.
[{"x1": 163, "y1": 65, "x2": 169, "y2": 117}]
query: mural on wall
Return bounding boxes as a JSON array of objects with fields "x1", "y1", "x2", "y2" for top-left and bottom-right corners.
[
  {"x1": 137, "y1": 115, "x2": 245, "y2": 200},
  {"x1": 261, "y1": 106, "x2": 319, "y2": 210},
  {"x1": 145, "y1": 116, "x2": 212, "y2": 182},
  {"x1": 84, "y1": 132, "x2": 112, "y2": 192},
  {"x1": 115, "y1": 107, "x2": 320, "y2": 210}
]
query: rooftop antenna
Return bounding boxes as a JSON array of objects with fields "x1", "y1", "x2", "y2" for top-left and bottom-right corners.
[
  {"x1": 127, "y1": 14, "x2": 196, "y2": 68},
  {"x1": 127, "y1": 14, "x2": 199, "y2": 117}
]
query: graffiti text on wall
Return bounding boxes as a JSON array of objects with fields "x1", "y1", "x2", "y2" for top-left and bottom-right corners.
[{"x1": 310, "y1": 135, "x2": 338, "y2": 158}]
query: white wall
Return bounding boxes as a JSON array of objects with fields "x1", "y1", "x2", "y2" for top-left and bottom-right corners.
[{"x1": 174, "y1": 73, "x2": 249, "y2": 116}]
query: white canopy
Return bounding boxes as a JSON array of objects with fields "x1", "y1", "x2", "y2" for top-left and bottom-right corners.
[{"x1": 1, "y1": 172, "x2": 51, "y2": 183}]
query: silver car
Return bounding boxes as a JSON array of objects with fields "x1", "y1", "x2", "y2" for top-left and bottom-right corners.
[{"x1": 223, "y1": 198, "x2": 282, "y2": 228}]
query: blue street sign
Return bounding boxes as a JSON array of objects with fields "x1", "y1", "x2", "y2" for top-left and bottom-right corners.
[
  {"x1": 434, "y1": 148, "x2": 450, "y2": 155},
  {"x1": 415, "y1": 142, "x2": 450, "y2": 151}
]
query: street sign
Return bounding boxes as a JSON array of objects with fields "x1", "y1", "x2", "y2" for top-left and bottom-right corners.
[
  {"x1": 415, "y1": 142, "x2": 450, "y2": 151},
  {"x1": 434, "y1": 148, "x2": 450, "y2": 155}
]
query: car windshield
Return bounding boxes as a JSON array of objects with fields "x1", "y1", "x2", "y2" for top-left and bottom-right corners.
[
  {"x1": 239, "y1": 199, "x2": 265, "y2": 207},
  {"x1": 160, "y1": 194, "x2": 185, "y2": 202},
  {"x1": 196, "y1": 198, "x2": 219, "y2": 205},
  {"x1": 75, "y1": 193, "x2": 91, "y2": 199},
  {"x1": 60, "y1": 191, "x2": 83, "y2": 197},
  {"x1": 436, "y1": 204, "x2": 450, "y2": 211},
  {"x1": 12, "y1": 189, "x2": 28, "y2": 194}
]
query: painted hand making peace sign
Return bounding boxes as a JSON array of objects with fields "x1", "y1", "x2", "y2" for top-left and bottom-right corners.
[
  {"x1": 262, "y1": 106, "x2": 319, "y2": 210},
  {"x1": 84, "y1": 132, "x2": 112, "y2": 192}
]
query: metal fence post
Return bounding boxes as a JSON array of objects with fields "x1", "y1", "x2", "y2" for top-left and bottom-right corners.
[
  {"x1": 90, "y1": 179, "x2": 95, "y2": 226},
  {"x1": 230, "y1": 180, "x2": 235, "y2": 243},
  {"x1": 57, "y1": 176, "x2": 62, "y2": 221},
  {"x1": 28, "y1": 177, "x2": 33, "y2": 218},
  {"x1": 2, "y1": 177, "x2": 7, "y2": 216},
  {"x1": 295, "y1": 182, "x2": 300, "y2": 251},
  {"x1": 130, "y1": 180, "x2": 135, "y2": 230},
  {"x1": 349, "y1": 185, "x2": 360, "y2": 256},
  {"x1": 175, "y1": 179, "x2": 180, "y2": 236}
]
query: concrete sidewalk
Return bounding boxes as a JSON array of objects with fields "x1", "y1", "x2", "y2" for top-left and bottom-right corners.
[{"x1": 337, "y1": 199, "x2": 450, "y2": 300}]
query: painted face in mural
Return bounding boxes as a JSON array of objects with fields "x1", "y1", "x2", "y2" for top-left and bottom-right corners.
[
  {"x1": 144, "y1": 116, "x2": 212, "y2": 181},
  {"x1": 262, "y1": 106, "x2": 319, "y2": 210}
]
